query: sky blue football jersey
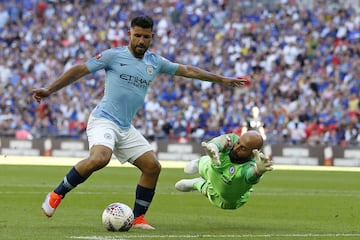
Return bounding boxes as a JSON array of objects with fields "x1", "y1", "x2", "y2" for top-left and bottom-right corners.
[{"x1": 86, "y1": 46, "x2": 179, "y2": 129}]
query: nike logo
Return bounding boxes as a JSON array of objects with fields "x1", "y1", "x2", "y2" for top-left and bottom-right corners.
[{"x1": 119, "y1": 63, "x2": 128, "y2": 66}]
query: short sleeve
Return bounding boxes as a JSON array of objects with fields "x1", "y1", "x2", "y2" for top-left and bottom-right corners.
[
  {"x1": 158, "y1": 56, "x2": 179, "y2": 75},
  {"x1": 86, "y1": 49, "x2": 115, "y2": 73}
]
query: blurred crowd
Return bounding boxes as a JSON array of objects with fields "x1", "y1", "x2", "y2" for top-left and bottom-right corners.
[{"x1": 0, "y1": 0, "x2": 359, "y2": 146}]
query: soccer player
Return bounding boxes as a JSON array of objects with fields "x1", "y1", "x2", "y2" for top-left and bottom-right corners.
[
  {"x1": 32, "y1": 15, "x2": 249, "y2": 229},
  {"x1": 175, "y1": 130, "x2": 273, "y2": 210}
]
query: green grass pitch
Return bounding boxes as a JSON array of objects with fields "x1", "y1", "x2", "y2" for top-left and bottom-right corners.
[{"x1": 0, "y1": 164, "x2": 359, "y2": 240}]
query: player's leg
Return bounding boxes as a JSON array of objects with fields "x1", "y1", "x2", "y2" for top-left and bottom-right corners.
[
  {"x1": 175, "y1": 177, "x2": 205, "y2": 192},
  {"x1": 175, "y1": 156, "x2": 209, "y2": 192},
  {"x1": 184, "y1": 158, "x2": 199, "y2": 174},
  {"x1": 176, "y1": 177, "x2": 228, "y2": 209},
  {"x1": 131, "y1": 151, "x2": 160, "y2": 229},
  {"x1": 42, "y1": 116, "x2": 115, "y2": 217},
  {"x1": 42, "y1": 145, "x2": 113, "y2": 217},
  {"x1": 195, "y1": 156, "x2": 230, "y2": 209},
  {"x1": 115, "y1": 125, "x2": 159, "y2": 230}
]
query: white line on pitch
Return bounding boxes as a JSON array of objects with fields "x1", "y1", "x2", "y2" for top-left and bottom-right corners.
[{"x1": 69, "y1": 233, "x2": 360, "y2": 239}]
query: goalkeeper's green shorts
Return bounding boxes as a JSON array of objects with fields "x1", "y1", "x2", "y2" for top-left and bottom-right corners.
[
  {"x1": 194, "y1": 180, "x2": 250, "y2": 209},
  {"x1": 194, "y1": 156, "x2": 250, "y2": 209}
]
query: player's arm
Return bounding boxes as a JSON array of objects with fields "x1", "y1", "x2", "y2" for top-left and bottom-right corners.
[
  {"x1": 246, "y1": 149, "x2": 273, "y2": 184},
  {"x1": 32, "y1": 64, "x2": 90, "y2": 102},
  {"x1": 175, "y1": 64, "x2": 250, "y2": 88},
  {"x1": 206, "y1": 135, "x2": 229, "y2": 151},
  {"x1": 201, "y1": 135, "x2": 229, "y2": 166}
]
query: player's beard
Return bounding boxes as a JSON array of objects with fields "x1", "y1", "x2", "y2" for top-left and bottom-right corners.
[
  {"x1": 229, "y1": 149, "x2": 250, "y2": 164},
  {"x1": 133, "y1": 44, "x2": 148, "y2": 58}
]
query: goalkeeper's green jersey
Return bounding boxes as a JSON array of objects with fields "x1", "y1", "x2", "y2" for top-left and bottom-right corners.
[{"x1": 195, "y1": 133, "x2": 261, "y2": 209}]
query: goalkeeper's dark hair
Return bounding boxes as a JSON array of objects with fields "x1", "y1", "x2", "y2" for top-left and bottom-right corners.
[{"x1": 131, "y1": 15, "x2": 154, "y2": 30}]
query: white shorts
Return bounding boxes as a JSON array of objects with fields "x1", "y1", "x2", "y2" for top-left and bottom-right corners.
[{"x1": 86, "y1": 116, "x2": 154, "y2": 164}]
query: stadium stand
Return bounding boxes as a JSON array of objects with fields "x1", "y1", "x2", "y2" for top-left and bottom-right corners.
[{"x1": 0, "y1": 0, "x2": 359, "y2": 147}]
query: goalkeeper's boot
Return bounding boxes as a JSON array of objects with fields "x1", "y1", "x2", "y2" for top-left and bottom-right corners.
[
  {"x1": 175, "y1": 177, "x2": 204, "y2": 192},
  {"x1": 184, "y1": 159, "x2": 199, "y2": 174},
  {"x1": 132, "y1": 214, "x2": 155, "y2": 230},
  {"x1": 41, "y1": 191, "x2": 63, "y2": 217}
]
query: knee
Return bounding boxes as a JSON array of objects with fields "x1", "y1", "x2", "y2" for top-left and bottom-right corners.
[
  {"x1": 134, "y1": 151, "x2": 162, "y2": 176},
  {"x1": 141, "y1": 159, "x2": 161, "y2": 177},
  {"x1": 88, "y1": 157, "x2": 110, "y2": 170},
  {"x1": 86, "y1": 151, "x2": 111, "y2": 171},
  {"x1": 147, "y1": 160, "x2": 161, "y2": 176}
]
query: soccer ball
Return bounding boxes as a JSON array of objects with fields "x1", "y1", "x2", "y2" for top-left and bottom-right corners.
[{"x1": 102, "y1": 202, "x2": 134, "y2": 232}]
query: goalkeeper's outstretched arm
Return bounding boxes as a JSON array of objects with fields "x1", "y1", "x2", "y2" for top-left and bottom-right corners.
[
  {"x1": 246, "y1": 149, "x2": 273, "y2": 184},
  {"x1": 201, "y1": 135, "x2": 228, "y2": 166}
]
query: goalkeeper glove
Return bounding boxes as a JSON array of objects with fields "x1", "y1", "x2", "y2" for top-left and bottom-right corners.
[
  {"x1": 252, "y1": 149, "x2": 273, "y2": 175},
  {"x1": 201, "y1": 142, "x2": 221, "y2": 166}
]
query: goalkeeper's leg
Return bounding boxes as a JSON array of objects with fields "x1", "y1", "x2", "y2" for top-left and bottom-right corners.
[
  {"x1": 175, "y1": 177, "x2": 205, "y2": 192},
  {"x1": 194, "y1": 180, "x2": 208, "y2": 196},
  {"x1": 193, "y1": 181, "x2": 228, "y2": 209},
  {"x1": 184, "y1": 159, "x2": 199, "y2": 174}
]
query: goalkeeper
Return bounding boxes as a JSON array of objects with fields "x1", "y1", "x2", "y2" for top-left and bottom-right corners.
[{"x1": 175, "y1": 130, "x2": 273, "y2": 209}]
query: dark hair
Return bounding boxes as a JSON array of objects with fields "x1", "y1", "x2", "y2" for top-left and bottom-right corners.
[{"x1": 131, "y1": 15, "x2": 154, "y2": 30}]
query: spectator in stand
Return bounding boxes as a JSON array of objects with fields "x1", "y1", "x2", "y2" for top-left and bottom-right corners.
[
  {"x1": 289, "y1": 122, "x2": 307, "y2": 145},
  {"x1": 0, "y1": 3, "x2": 9, "y2": 31}
]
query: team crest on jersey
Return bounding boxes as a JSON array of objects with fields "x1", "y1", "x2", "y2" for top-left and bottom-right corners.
[
  {"x1": 96, "y1": 53, "x2": 102, "y2": 60},
  {"x1": 104, "y1": 133, "x2": 112, "y2": 140},
  {"x1": 146, "y1": 66, "x2": 154, "y2": 74},
  {"x1": 229, "y1": 166, "x2": 235, "y2": 175}
]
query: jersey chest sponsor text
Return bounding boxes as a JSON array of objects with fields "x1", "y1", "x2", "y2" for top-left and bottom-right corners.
[{"x1": 119, "y1": 74, "x2": 151, "y2": 89}]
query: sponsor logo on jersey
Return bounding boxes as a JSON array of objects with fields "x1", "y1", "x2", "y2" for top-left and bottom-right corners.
[{"x1": 119, "y1": 74, "x2": 151, "y2": 89}]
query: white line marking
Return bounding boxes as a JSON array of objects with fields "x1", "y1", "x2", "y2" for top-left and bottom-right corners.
[{"x1": 69, "y1": 233, "x2": 360, "y2": 239}]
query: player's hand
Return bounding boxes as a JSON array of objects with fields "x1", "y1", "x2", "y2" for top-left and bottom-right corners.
[
  {"x1": 32, "y1": 88, "x2": 51, "y2": 103},
  {"x1": 223, "y1": 75, "x2": 251, "y2": 88},
  {"x1": 253, "y1": 149, "x2": 273, "y2": 175},
  {"x1": 201, "y1": 142, "x2": 220, "y2": 166}
]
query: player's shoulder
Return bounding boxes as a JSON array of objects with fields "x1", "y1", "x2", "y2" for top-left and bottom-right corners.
[
  {"x1": 144, "y1": 50, "x2": 168, "y2": 66},
  {"x1": 98, "y1": 46, "x2": 131, "y2": 61},
  {"x1": 219, "y1": 133, "x2": 238, "y2": 149},
  {"x1": 225, "y1": 133, "x2": 239, "y2": 142},
  {"x1": 226, "y1": 133, "x2": 239, "y2": 138},
  {"x1": 144, "y1": 50, "x2": 162, "y2": 60},
  {"x1": 106, "y1": 45, "x2": 128, "y2": 54}
]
